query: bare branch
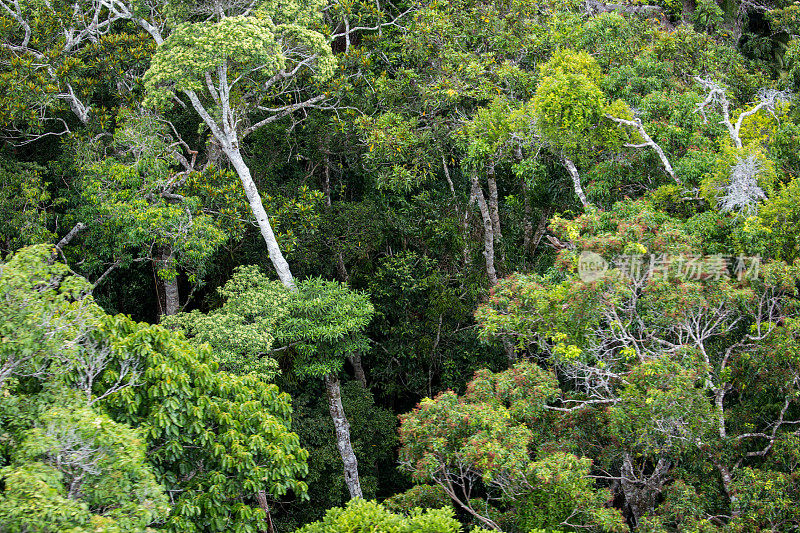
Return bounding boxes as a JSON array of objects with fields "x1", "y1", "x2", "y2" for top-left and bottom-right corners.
[{"x1": 606, "y1": 114, "x2": 679, "y2": 183}]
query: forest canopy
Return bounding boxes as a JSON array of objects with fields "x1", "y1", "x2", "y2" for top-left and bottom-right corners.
[{"x1": 3, "y1": 0, "x2": 800, "y2": 531}]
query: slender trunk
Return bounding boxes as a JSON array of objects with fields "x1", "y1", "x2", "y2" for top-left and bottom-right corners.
[
  {"x1": 474, "y1": 173, "x2": 511, "y2": 355},
  {"x1": 486, "y1": 166, "x2": 506, "y2": 270},
  {"x1": 486, "y1": 167, "x2": 504, "y2": 271},
  {"x1": 185, "y1": 85, "x2": 364, "y2": 502},
  {"x1": 462, "y1": 184, "x2": 476, "y2": 268},
  {"x1": 256, "y1": 490, "x2": 275, "y2": 533},
  {"x1": 324, "y1": 373, "x2": 363, "y2": 499},
  {"x1": 562, "y1": 158, "x2": 589, "y2": 208},
  {"x1": 349, "y1": 354, "x2": 367, "y2": 388},
  {"x1": 531, "y1": 208, "x2": 552, "y2": 254},
  {"x1": 711, "y1": 457, "x2": 739, "y2": 516},
  {"x1": 522, "y1": 178, "x2": 533, "y2": 254},
  {"x1": 157, "y1": 248, "x2": 180, "y2": 317},
  {"x1": 336, "y1": 251, "x2": 349, "y2": 283},
  {"x1": 428, "y1": 315, "x2": 443, "y2": 397},
  {"x1": 164, "y1": 275, "x2": 180, "y2": 316},
  {"x1": 226, "y1": 147, "x2": 296, "y2": 290},
  {"x1": 472, "y1": 173, "x2": 497, "y2": 285},
  {"x1": 442, "y1": 154, "x2": 455, "y2": 196},
  {"x1": 228, "y1": 144, "x2": 364, "y2": 499},
  {"x1": 51, "y1": 222, "x2": 86, "y2": 262},
  {"x1": 471, "y1": 173, "x2": 497, "y2": 285},
  {"x1": 715, "y1": 388, "x2": 728, "y2": 439},
  {"x1": 323, "y1": 152, "x2": 332, "y2": 207},
  {"x1": 487, "y1": 166, "x2": 502, "y2": 244},
  {"x1": 440, "y1": 475, "x2": 502, "y2": 531}
]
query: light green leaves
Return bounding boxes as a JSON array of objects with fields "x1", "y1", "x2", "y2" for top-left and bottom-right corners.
[
  {"x1": 294, "y1": 499, "x2": 461, "y2": 533},
  {"x1": 0, "y1": 247, "x2": 310, "y2": 533},
  {"x1": 145, "y1": 16, "x2": 283, "y2": 107},
  {"x1": 163, "y1": 265, "x2": 288, "y2": 377},
  {"x1": 144, "y1": 10, "x2": 335, "y2": 111},
  {"x1": 533, "y1": 50, "x2": 608, "y2": 155}
]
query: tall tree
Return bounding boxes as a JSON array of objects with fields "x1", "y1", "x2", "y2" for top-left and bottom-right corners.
[
  {"x1": 166, "y1": 266, "x2": 374, "y2": 500},
  {"x1": 142, "y1": 0, "x2": 336, "y2": 289}
]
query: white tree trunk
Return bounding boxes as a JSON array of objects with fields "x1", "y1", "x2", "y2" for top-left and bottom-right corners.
[
  {"x1": 471, "y1": 172, "x2": 497, "y2": 285},
  {"x1": 487, "y1": 167, "x2": 502, "y2": 244},
  {"x1": 462, "y1": 188, "x2": 476, "y2": 268},
  {"x1": 486, "y1": 168, "x2": 505, "y2": 269},
  {"x1": 324, "y1": 373, "x2": 363, "y2": 499},
  {"x1": 562, "y1": 158, "x2": 589, "y2": 208},
  {"x1": 226, "y1": 147, "x2": 296, "y2": 291}
]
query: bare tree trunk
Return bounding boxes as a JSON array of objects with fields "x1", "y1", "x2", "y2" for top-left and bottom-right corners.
[
  {"x1": 606, "y1": 115, "x2": 679, "y2": 184},
  {"x1": 531, "y1": 208, "x2": 553, "y2": 254},
  {"x1": 462, "y1": 181, "x2": 476, "y2": 268},
  {"x1": 487, "y1": 166, "x2": 502, "y2": 244},
  {"x1": 442, "y1": 154, "x2": 455, "y2": 196},
  {"x1": 182, "y1": 83, "x2": 366, "y2": 502},
  {"x1": 157, "y1": 248, "x2": 180, "y2": 317},
  {"x1": 256, "y1": 490, "x2": 276, "y2": 533},
  {"x1": 349, "y1": 354, "x2": 367, "y2": 388},
  {"x1": 323, "y1": 152, "x2": 332, "y2": 207},
  {"x1": 471, "y1": 173, "x2": 497, "y2": 285},
  {"x1": 164, "y1": 275, "x2": 180, "y2": 316},
  {"x1": 229, "y1": 146, "x2": 366, "y2": 503},
  {"x1": 522, "y1": 179, "x2": 533, "y2": 254},
  {"x1": 486, "y1": 166, "x2": 504, "y2": 270},
  {"x1": 562, "y1": 158, "x2": 589, "y2": 208},
  {"x1": 336, "y1": 251, "x2": 349, "y2": 283},
  {"x1": 229, "y1": 146, "x2": 364, "y2": 499},
  {"x1": 439, "y1": 477, "x2": 502, "y2": 531},
  {"x1": 226, "y1": 147, "x2": 296, "y2": 291},
  {"x1": 324, "y1": 373, "x2": 363, "y2": 499},
  {"x1": 50, "y1": 222, "x2": 86, "y2": 263},
  {"x1": 710, "y1": 457, "x2": 740, "y2": 517},
  {"x1": 620, "y1": 453, "x2": 671, "y2": 528}
]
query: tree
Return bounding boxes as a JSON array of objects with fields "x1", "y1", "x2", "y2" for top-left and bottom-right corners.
[
  {"x1": 162, "y1": 264, "x2": 287, "y2": 376},
  {"x1": 532, "y1": 50, "x2": 632, "y2": 207},
  {"x1": 0, "y1": 245, "x2": 311, "y2": 532},
  {"x1": 166, "y1": 266, "x2": 374, "y2": 500},
  {"x1": 272, "y1": 277, "x2": 375, "y2": 500},
  {"x1": 476, "y1": 200, "x2": 800, "y2": 526},
  {"x1": 0, "y1": 405, "x2": 169, "y2": 532},
  {"x1": 0, "y1": 155, "x2": 54, "y2": 254},
  {"x1": 76, "y1": 110, "x2": 229, "y2": 316},
  {"x1": 104, "y1": 317, "x2": 310, "y2": 533},
  {"x1": 0, "y1": 0, "x2": 153, "y2": 140},
  {"x1": 3, "y1": 0, "x2": 337, "y2": 289},
  {"x1": 143, "y1": 1, "x2": 336, "y2": 289},
  {"x1": 398, "y1": 362, "x2": 626, "y2": 532}
]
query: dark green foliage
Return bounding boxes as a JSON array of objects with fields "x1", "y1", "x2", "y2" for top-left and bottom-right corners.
[
  {"x1": 275, "y1": 380, "x2": 400, "y2": 530},
  {"x1": 4, "y1": 0, "x2": 800, "y2": 531}
]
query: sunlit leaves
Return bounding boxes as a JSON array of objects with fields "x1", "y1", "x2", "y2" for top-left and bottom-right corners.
[{"x1": 294, "y1": 498, "x2": 461, "y2": 533}]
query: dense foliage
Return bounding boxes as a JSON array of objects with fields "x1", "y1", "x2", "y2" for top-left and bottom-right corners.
[{"x1": 3, "y1": 0, "x2": 800, "y2": 530}]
